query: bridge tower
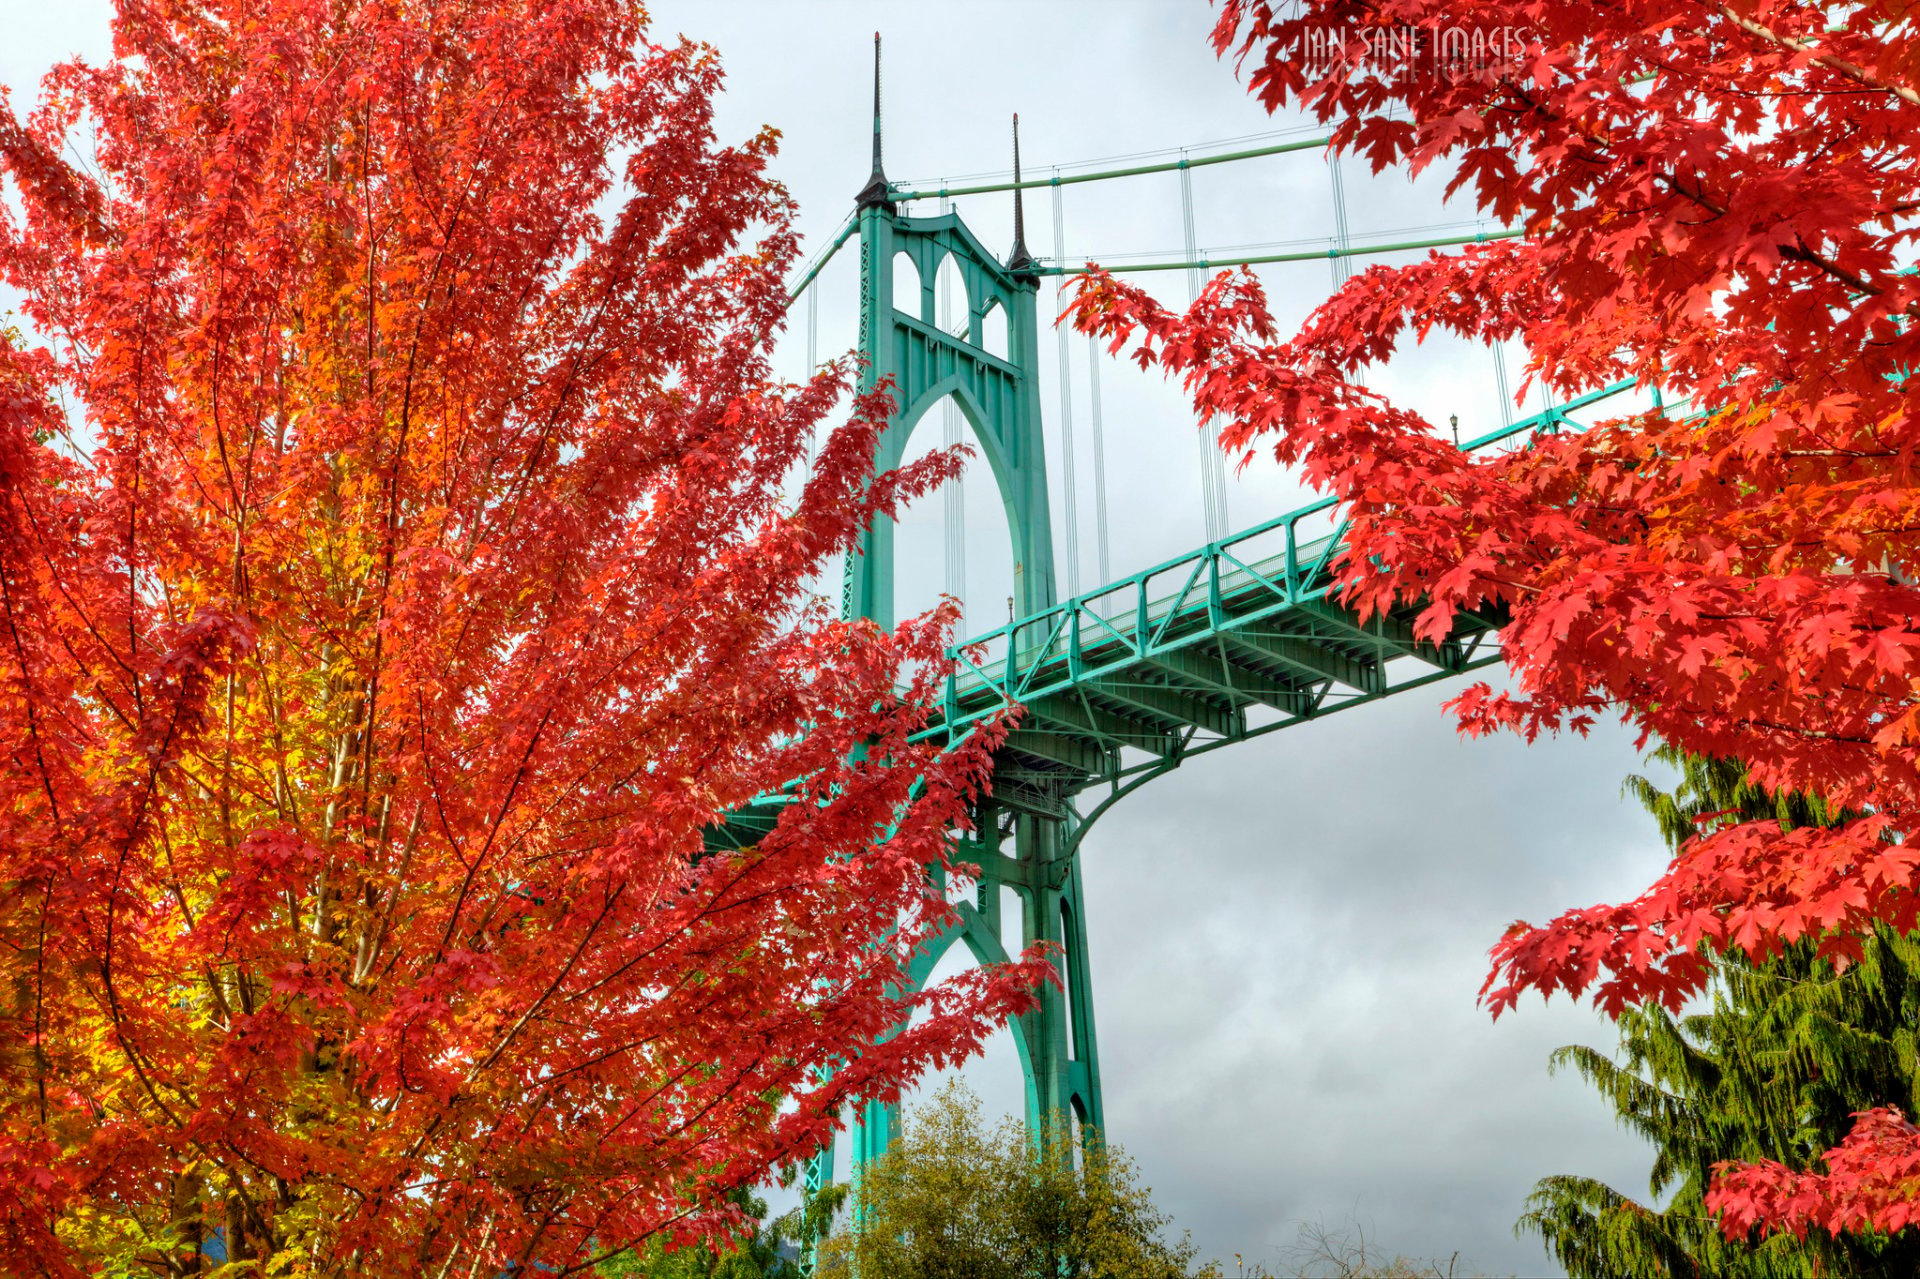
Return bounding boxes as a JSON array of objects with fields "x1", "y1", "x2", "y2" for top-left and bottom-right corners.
[{"x1": 811, "y1": 40, "x2": 1104, "y2": 1200}]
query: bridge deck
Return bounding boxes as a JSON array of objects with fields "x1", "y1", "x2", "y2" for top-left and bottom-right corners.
[
  {"x1": 921, "y1": 499, "x2": 1502, "y2": 818},
  {"x1": 713, "y1": 379, "x2": 1641, "y2": 843}
]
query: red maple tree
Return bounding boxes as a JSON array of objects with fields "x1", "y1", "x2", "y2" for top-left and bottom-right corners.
[
  {"x1": 1068, "y1": 0, "x2": 1920, "y2": 1239},
  {"x1": 0, "y1": 2, "x2": 1041, "y2": 1274}
]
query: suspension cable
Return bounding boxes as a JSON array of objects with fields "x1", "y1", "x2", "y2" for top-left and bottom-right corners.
[
  {"x1": 1034, "y1": 227, "x2": 1523, "y2": 275},
  {"x1": 1086, "y1": 331, "x2": 1111, "y2": 588},
  {"x1": 1181, "y1": 155, "x2": 1229, "y2": 543},
  {"x1": 1327, "y1": 150, "x2": 1353, "y2": 290},
  {"x1": 939, "y1": 195, "x2": 967, "y2": 626},
  {"x1": 891, "y1": 131, "x2": 1332, "y2": 202},
  {"x1": 1492, "y1": 340, "x2": 1514, "y2": 430},
  {"x1": 805, "y1": 280, "x2": 820, "y2": 470},
  {"x1": 785, "y1": 212, "x2": 858, "y2": 304},
  {"x1": 1051, "y1": 177, "x2": 1081, "y2": 598}
]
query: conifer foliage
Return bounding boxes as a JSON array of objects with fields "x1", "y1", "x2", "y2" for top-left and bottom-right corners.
[
  {"x1": 0, "y1": 2, "x2": 1043, "y2": 1274},
  {"x1": 1522, "y1": 752, "x2": 1920, "y2": 1276},
  {"x1": 1068, "y1": 0, "x2": 1920, "y2": 1236}
]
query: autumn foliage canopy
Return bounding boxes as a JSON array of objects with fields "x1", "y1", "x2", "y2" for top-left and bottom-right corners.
[
  {"x1": 0, "y1": 1, "x2": 1040, "y2": 1274},
  {"x1": 1068, "y1": 0, "x2": 1920, "y2": 1241}
]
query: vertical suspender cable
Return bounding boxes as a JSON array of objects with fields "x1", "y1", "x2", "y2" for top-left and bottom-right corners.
[
  {"x1": 1180, "y1": 159, "x2": 1208, "y2": 538},
  {"x1": 805, "y1": 279, "x2": 820, "y2": 469},
  {"x1": 1180, "y1": 157, "x2": 1229, "y2": 542},
  {"x1": 939, "y1": 195, "x2": 966, "y2": 625},
  {"x1": 1491, "y1": 339, "x2": 1514, "y2": 429},
  {"x1": 1327, "y1": 150, "x2": 1353, "y2": 289},
  {"x1": 1051, "y1": 177, "x2": 1081, "y2": 598},
  {"x1": 806, "y1": 276, "x2": 819, "y2": 372},
  {"x1": 1086, "y1": 332, "x2": 1111, "y2": 588}
]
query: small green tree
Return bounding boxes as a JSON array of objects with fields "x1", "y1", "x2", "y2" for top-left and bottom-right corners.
[
  {"x1": 595, "y1": 1187, "x2": 782, "y2": 1279},
  {"x1": 597, "y1": 1181, "x2": 846, "y2": 1278},
  {"x1": 816, "y1": 1081, "x2": 1211, "y2": 1279},
  {"x1": 1519, "y1": 751, "x2": 1920, "y2": 1277}
]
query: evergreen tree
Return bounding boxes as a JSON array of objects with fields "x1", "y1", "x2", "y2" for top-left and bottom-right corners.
[
  {"x1": 1520, "y1": 751, "x2": 1920, "y2": 1276},
  {"x1": 596, "y1": 1181, "x2": 846, "y2": 1278}
]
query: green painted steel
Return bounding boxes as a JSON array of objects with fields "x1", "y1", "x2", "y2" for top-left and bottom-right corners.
[
  {"x1": 755, "y1": 344, "x2": 1637, "y2": 1219},
  {"x1": 913, "y1": 378, "x2": 1633, "y2": 816},
  {"x1": 753, "y1": 52, "x2": 1650, "y2": 1263},
  {"x1": 815, "y1": 102, "x2": 1109, "y2": 1209},
  {"x1": 841, "y1": 203, "x2": 1058, "y2": 631},
  {"x1": 706, "y1": 376, "x2": 1637, "y2": 860}
]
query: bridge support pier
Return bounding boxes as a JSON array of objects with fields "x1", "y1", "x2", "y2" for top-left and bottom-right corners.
[
  {"x1": 800, "y1": 800, "x2": 1107, "y2": 1241},
  {"x1": 1006, "y1": 809, "x2": 1104, "y2": 1142},
  {"x1": 799, "y1": 84, "x2": 1103, "y2": 1270}
]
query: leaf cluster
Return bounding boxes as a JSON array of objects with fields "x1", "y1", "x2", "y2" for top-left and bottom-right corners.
[{"x1": 1068, "y1": 0, "x2": 1920, "y2": 1239}]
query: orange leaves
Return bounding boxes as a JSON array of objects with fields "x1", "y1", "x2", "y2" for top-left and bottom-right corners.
[{"x1": 0, "y1": 2, "x2": 1032, "y2": 1274}]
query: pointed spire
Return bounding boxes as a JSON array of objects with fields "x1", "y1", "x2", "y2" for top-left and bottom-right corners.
[
  {"x1": 855, "y1": 33, "x2": 894, "y2": 211},
  {"x1": 1006, "y1": 113, "x2": 1038, "y2": 276}
]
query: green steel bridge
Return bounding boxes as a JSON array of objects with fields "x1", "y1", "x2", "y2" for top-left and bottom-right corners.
[{"x1": 731, "y1": 39, "x2": 1651, "y2": 1226}]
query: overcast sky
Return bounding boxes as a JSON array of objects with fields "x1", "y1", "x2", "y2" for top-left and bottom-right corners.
[{"x1": 2, "y1": 4, "x2": 1676, "y2": 1274}]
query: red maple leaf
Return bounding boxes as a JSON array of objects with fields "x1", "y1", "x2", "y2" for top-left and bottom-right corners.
[{"x1": 1069, "y1": 0, "x2": 1920, "y2": 1242}]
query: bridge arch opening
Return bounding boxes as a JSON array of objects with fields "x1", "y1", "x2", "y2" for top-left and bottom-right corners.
[
  {"x1": 978, "y1": 299, "x2": 1009, "y2": 363},
  {"x1": 896, "y1": 904, "x2": 1032, "y2": 1152},
  {"x1": 932, "y1": 249, "x2": 969, "y2": 338},
  {"x1": 1059, "y1": 899, "x2": 1079, "y2": 1055},
  {"x1": 889, "y1": 389, "x2": 1015, "y2": 646},
  {"x1": 892, "y1": 249, "x2": 924, "y2": 320},
  {"x1": 1066, "y1": 1102, "x2": 1088, "y2": 1171}
]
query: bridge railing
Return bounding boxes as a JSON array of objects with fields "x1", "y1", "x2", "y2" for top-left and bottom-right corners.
[
  {"x1": 717, "y1": 378, "x2": 1658, "y2": 846},
  {"x1": 923, "y1": 377, "x2": 1646, "y2": 741}
]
